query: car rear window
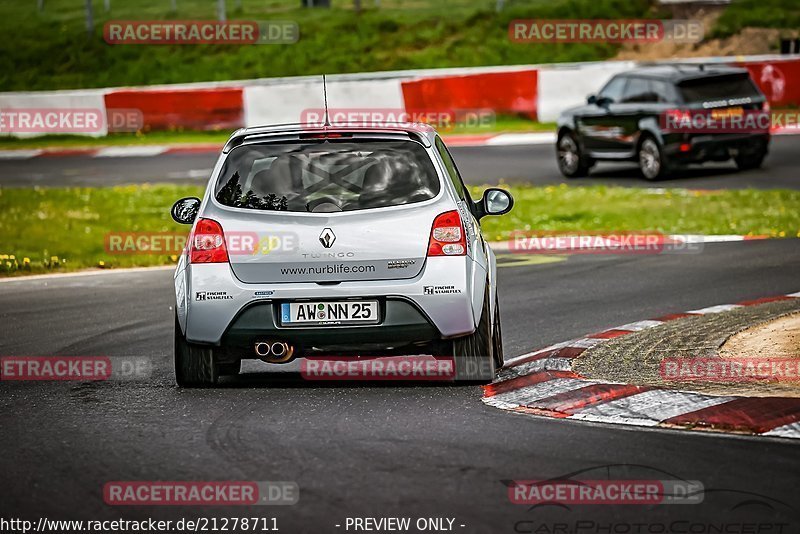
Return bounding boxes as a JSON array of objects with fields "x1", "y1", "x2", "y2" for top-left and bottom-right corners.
[
  {"x1": 678, "y1": 73, "x2": 762, "y2": 104},
  {"x1": 214, "y1": 140, "x2": 440, "y2": 213}
]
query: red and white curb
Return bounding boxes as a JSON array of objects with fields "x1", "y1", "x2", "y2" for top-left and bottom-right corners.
[{"x1": 484, "y1": 292, "x2": 800, "y2": 439}]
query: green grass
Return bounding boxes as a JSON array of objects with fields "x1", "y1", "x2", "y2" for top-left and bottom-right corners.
[
  {"x1": 1, "y1": 183, "x2": 798, "y2": 277},
  {"x1": 0, "y1": 0, "x2": 657, "y2": 91},
  {"x1": 0, "y1": 118, "x2": 556, "y2": 149},
  {"x1": 711, "y1": 0, "x2": 800, "y2": 38}
]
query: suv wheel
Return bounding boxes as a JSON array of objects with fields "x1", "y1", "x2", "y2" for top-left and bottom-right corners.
[
  {"x1": 557, "y1": 132, "x2": 593, "y2": 178},
  {"x1": 174, "y1": 314, "x2": 219, "y2": 387},
  {"x1": 638, "y1": 137, "x2": 670, "y2": 180},
  {"x1": 453, "y1": 288, "x2": 496, "y2": 383}
]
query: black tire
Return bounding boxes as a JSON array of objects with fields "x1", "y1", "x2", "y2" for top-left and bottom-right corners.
[
  {"x1": 492, "y1": 293, "x2": 504, "y2": 369},
  {"x1": 734, "y1": 150, "x2": 767, "y2": 171},
  {"x1": 174, "y1": 314, "x2": 218, "y2": 387},
  {"x1": 453, "y1": 288, "x2": 496, "y2": 383},
  {"x1": 557, "y1": 131, "x2": 593, "y2": 178},
  {"x1": 637, "y1": 136, "x2": 671, "y2": 180}
]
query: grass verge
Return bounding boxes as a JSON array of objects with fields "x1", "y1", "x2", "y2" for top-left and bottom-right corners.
[
  {"x1": 1, "y1": 183, "x2": 798, "y2": 277},
  {"x1": 1, "y1": 0, "x2": 654, "y2": 91}
]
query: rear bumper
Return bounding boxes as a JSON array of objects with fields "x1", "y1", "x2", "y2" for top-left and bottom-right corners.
[
  {"x1": 220, "y1": 298, "x2": 441, "y2": 356},
  {"x1": 664, "y1": 132, "x2": 770, "y2": 162}
]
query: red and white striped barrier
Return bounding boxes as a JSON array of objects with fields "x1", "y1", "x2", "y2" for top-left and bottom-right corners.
[{"x1": 2, "y1": 54, "x2": 800, "y2": 137}]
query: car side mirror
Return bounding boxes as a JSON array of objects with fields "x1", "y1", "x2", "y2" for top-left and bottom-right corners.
[
  {"x1": 596, "y1": 96, "x2": 612, "y2": 107},
  {"x1": 478, "y1": 188, "x2": 513, "y2": 219},
  {"x1": 171, "y1": 197, "x2": 201, "y2": 225},
  {"x1": 587, "y1": 94, "x2": 598, "y2": 105}
]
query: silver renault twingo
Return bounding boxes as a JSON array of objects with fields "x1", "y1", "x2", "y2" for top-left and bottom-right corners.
[{"x1": 171, "y1": 122, "x2": 513, "y2": 386}]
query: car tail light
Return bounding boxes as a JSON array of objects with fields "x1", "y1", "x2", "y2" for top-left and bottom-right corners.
[
  {"x1": 428, "y1": 210, "x2": 466, "y2": 256},
  {"x1": 190, "y1": 218, "x2": 229, "y2": 264}
]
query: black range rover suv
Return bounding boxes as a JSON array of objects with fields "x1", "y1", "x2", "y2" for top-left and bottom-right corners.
[{"x1": 556, "y1": 64, "x2": 771, "y2": 180}]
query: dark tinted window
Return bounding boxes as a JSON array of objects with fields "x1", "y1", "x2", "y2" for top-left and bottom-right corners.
[
  {"x1": 650, "y1": 80, "x2": 676, "y2": 103},
  {"x1": 215, "y1": 140, "x2": 440, "y2": 213},
  {"x1": 678, "y1": 74, "x2": 761, "y2": 104},
  {"x1": 598, "y1": 77, "x2": 627, "y2": 103},
  {"x1": 621, "y1": 77, "x2": 657, "y2": 103}
]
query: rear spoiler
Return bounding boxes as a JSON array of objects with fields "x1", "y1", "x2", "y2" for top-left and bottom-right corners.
[{"x1": 223, "y1": 124, "x2": 433, "y2": 153}]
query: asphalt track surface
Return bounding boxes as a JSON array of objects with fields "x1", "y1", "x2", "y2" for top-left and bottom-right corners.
[
  {"x1": 2, "y1": 239, "x2": 800, "y2": 531},
  {"x1": 1, "y1": 135, "x2": 799, "y2": 189}
]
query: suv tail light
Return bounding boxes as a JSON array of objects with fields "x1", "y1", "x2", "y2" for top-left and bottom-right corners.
[
  {"x1": 190, "y1": 218, "x2": 229, "y2": 264},
  {"x1": 427, "y1": 210, "x2": 466, "y2": 256}
]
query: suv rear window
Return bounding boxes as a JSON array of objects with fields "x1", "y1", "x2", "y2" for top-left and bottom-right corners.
[
  {"x1": 214, "y1": 140, "x2": 440, "y2": 213},
  {"x1": 678, "y1": 73, "x2": 762, "y2": 104}
]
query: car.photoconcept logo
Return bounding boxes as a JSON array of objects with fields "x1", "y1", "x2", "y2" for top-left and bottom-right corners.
[{"x1": 319, "y1": 228, "x2": 336, "y2": 248}]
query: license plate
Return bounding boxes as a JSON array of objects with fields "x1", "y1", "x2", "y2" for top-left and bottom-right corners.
[
  {"x1": 281, "y1": 301, "x2": 379, "y2": 326},
  {"x1": 711, "y1": 107, "x2": 743, "y2": 120}
]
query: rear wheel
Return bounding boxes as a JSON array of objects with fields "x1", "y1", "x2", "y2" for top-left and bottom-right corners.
[
  {"x1": 453, "y1": 288, "x2": 496, "y2": 383},
  {"x1": 492, "y1": 293, "x2": 504, "y2": 369},
  {"x1": 557, "y1": 132, "x2": 593, "y2": 178},
  {"x1": 218, "y1": 361, "x2": 241, "y2": 376},
  {"x1": 174, "y1": 314, "x2": 219, "y2": 387}
]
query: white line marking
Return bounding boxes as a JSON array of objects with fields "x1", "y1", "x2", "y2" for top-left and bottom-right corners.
[
  {"x1": 497, "y1": 357, "x2": 573, "y2": 381},
  {"x1": 94, "y1": 146, "x2": 169, "y2": 158},
  {"x1": 569, "y1": 337, "x2": 605, "y2": 349},
  {"x1": 486, "y1": 132, "x2": 557, "y2": 146},
  {"x1": 614, "y1": 320, "x2": 663, "y2": 331},
  {"x1": 786, "y1": 292, "x2": 800, "y2": 298},
  {"x1": 0, "y1": 149, "x2": 44, "y2": 159},
  {"x1": 686, "y1": 304, "x2": 743, "y2": 314},
  {"x1": 504, "y1": 341, "x2": 574, "y2": 367},
  {"x1": 569, "y1": 390, "x2": 736, "y2": 427},
  {"x1": 762, "y1": 422, "x2": 800, "y2": 439}
]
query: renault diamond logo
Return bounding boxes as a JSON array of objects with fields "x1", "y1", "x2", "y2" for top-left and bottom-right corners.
[{"x1": 319, "y1": 228, "x2": 336, "y2": 248}]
